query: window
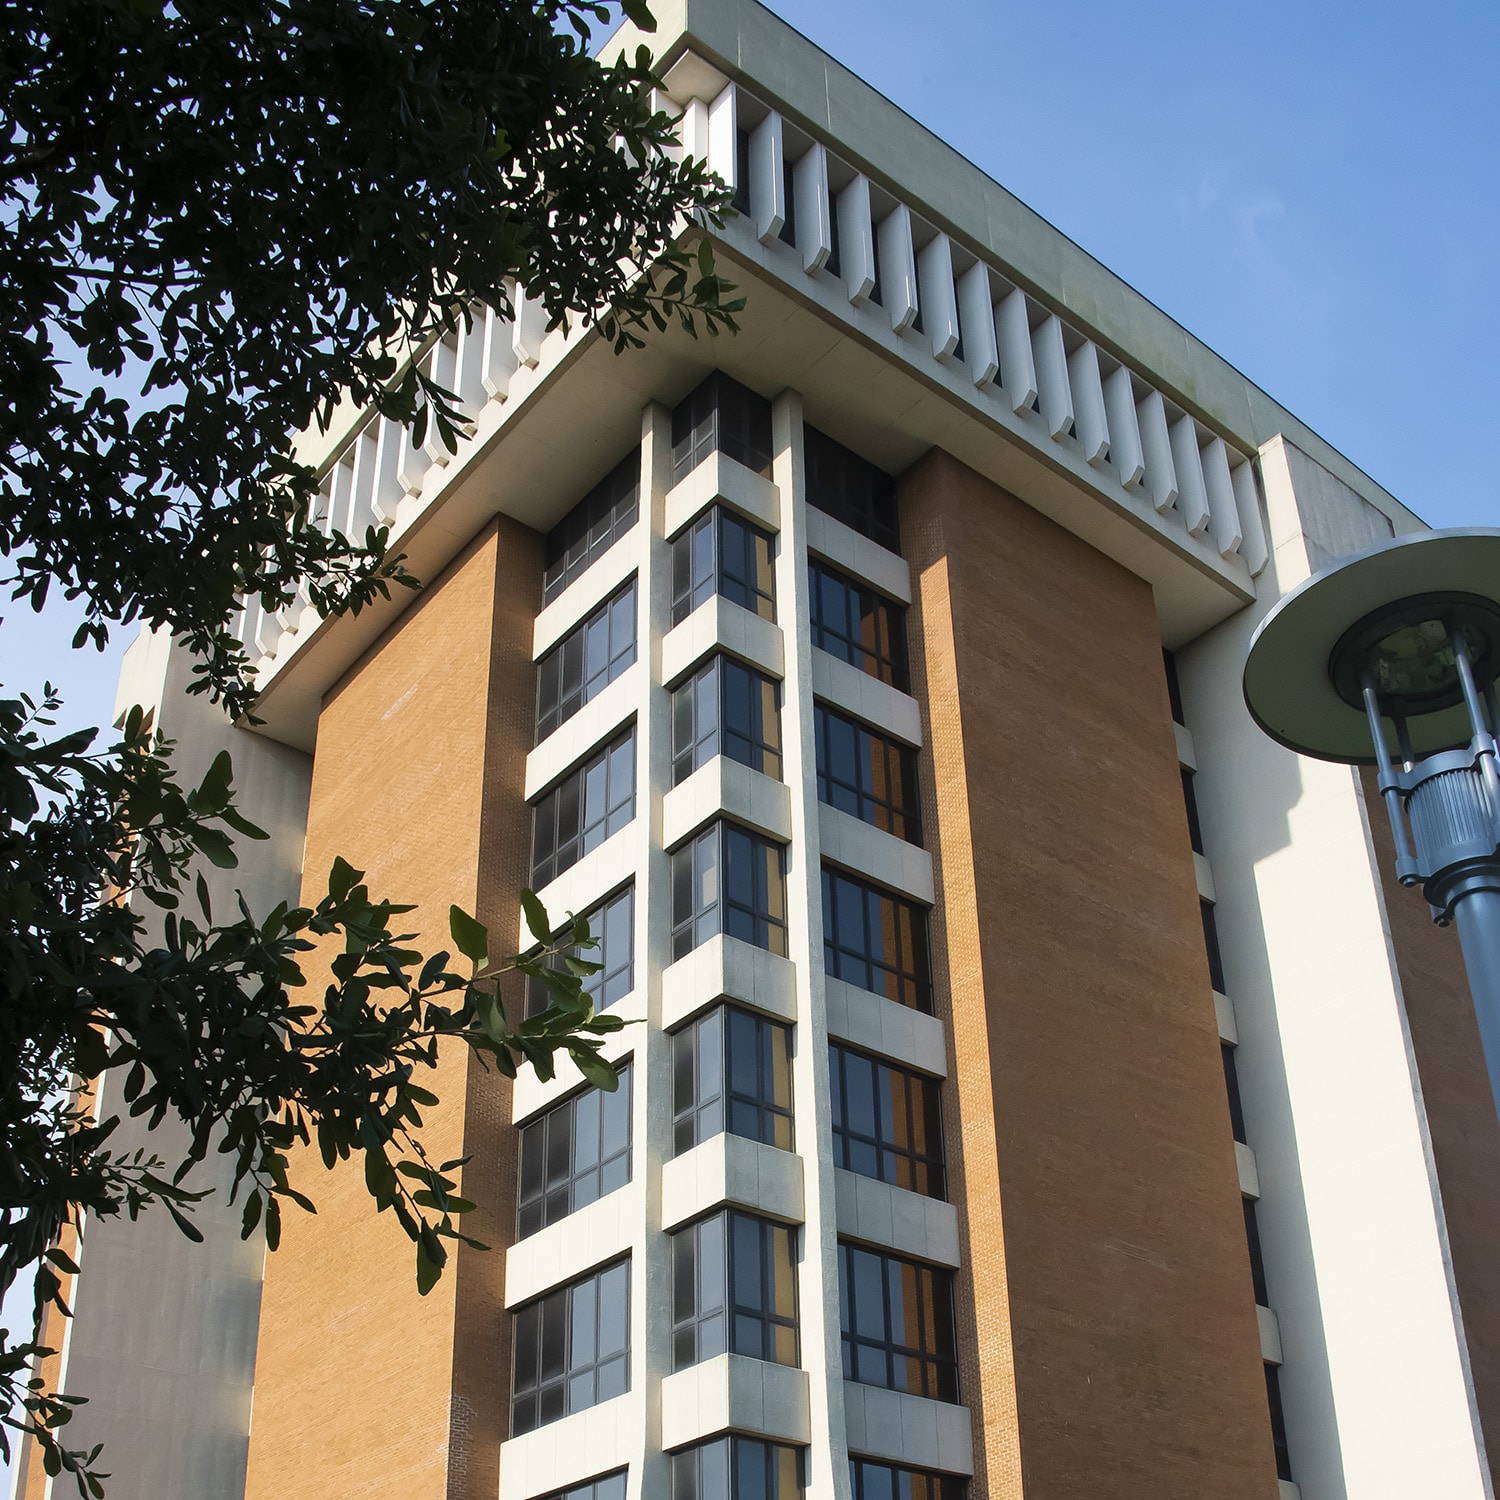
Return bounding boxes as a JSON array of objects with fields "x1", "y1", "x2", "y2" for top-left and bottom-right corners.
[
  {"x1": 670, "y1": 506, "x2": 776, "y2": 626},
  {"x1": 732, "y1": 129, "x2": 751, "y2": 217},
  {"x1": 1181, "y1": 766, "x2": 1205, "y2": 855},
  {"x1": 671, "y1": 1210, "x2": 798, "y2": 1370},
  {"x1": 814, "y1": 703, "x2": 921, "y2": 845},
  {"x1": 1223, "y1": 1042, "x2": 1247, "y2": 1146},
  {"x1": 536, "y1": 580, "x2": 636, "y2": 742},
  {"x1": 671, "y1": 1437, "x2": 804, "y2": 1500},
  {"x1": 537, "y1": 1473, "x2": 627, "y2": 1500},
  {"x1": 829, "y1": 1044, "x2": 944, "y2": 1199},
  {"x1": 838, "y1": 1242, "x2": 958, "y2": 1402},
  {"x1": 671, "y1": 822, "x2": 788, "y2": 962},
  {"x1": 673, "y1": 656, "x2": 782, "y2": 785},
  {"x1": 511, "y1": 1260, "x2": 629, "y2": 1436},
  {"x1": 804, "y1": 427, "x2": 899, "y2": 552},
  {"x1": 822, "y1": 869, "x2": 932, "y2": 1012},
  {"x1": 671, "y1": 372, "x2": 773, "y2": 483},
  {"x1": 526, "y1": 885, "x2": 635, "y2": 1020},
  {"x1": 1265, "y1": 1364, "x2": 1293, "y2": 1482},
  {"x1": 673, "y1": 1004, "x2": 793, "y2": 1155},
  {"x1": 808, "y1": 558, "x2": 908, "y2": 691},
  {"x1": 849, "y1": 1458, "x2": 966, "y2": 1500},
  {"x1": 531, "y1": 730, "x2": 635, "y2": 887},
  {"x1": 1244, "y1": 1196, "x2": 1269, "y2": 1308},
  {"x1": 542, "y1": 451, "x2": 640, "y2": 604},
  {"x1": 1163, "y1": 648, "x2": 1186, "y2": 726},
  {"x1": 778, "y1": 155, "x2": 797, "y2": 247},
  {"x1": 1201, "y1": 898, "x2": 1226, "y2": 994},
  {"x1": 517, "y1": 1064, "x2": 633, "y2": 1238},
  {"x1": 826, "y1": 180, "x2": 842, "y2": 279}
]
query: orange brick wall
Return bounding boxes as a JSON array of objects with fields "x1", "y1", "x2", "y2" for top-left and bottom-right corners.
[
  {"x1": 243, "y1": 519, "x2": 537, "y2": 1500},
  {"x1": 1363, "y1": 767, "x2": 1500, "y2": 1490},
  {"x1": 900, "y1": 450, "x2": 1277, "y2": 1500}
]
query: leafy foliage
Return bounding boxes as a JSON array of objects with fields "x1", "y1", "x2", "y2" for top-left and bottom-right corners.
[
  {"x1": 0, "y1": 689, "x2": 622, "y2": 1487},
  {"x1": 2, "y1": 0, "x2": 740, "y2": 720}
]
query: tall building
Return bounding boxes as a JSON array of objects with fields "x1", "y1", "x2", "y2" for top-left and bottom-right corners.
[{"x1": 21, "y1": 1, "x2": 1500, "y2": 1497}]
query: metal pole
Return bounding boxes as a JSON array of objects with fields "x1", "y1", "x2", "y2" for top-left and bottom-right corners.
[{"x1": 1451, "y1": 886, "x2": 1500, "y2": 1124}]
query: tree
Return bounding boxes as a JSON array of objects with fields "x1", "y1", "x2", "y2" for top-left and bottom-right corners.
[{"x1": 0, "y1": 0, "x2": 739, "y2": 1490}]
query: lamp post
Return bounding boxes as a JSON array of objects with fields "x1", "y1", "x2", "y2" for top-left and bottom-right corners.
[{"x1": 1243, "y1": 529, "x2": 1500, "y2": 1121}]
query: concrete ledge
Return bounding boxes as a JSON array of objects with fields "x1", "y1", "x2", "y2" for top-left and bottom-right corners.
[
  {"x1": 825, "y1": 977, "x2": 947, "y2": 1079},
  {"x1": 664, "y1": 451, "x2": 781, "y2": 538},
  {"x1": 498, "y1": 1391, "x2": 642, "y2": 1500},
  {"x1": 834, "y1": 1170, "x2": 959, "y2": 1269},
  {"x1": 843, "y1": 1383, "x2": 972, "y2": 1475},
  {"x1": 805, "y1": 506, "x2": 911, "y2": 605},
  {"x1": 1258, "y1": 1304, "x2": 1284, "y2": 1365},
  {"x1": 661, "y1": 1134, "x2": 804, "y2": 1232},
  {"x1": 532, "y1": 525, "x2": 647, "y2": 659},
  {"x1": 810, "y1": 650, "x2": 921, "y2": 749},
  {"x1": 525, "y1": 668, "x2": 640, "y2": 800},
  {"x1": 505, "y1": 1183, "x2": 643, "y2": 1309},
  {"x1": 662, "y1": 595, "x2": 785, "y2": 688},
  {"x1": 818, "y1": 804, "x2": 933, "y2": 905},
  {"x1": 662, "y1": 934, "x2": 798, "y2": 1030},
  {"x1": 1236, "y1": 1141, "x2": 1261, "y2": 1199},
  {"x1": 660, "y1": 1354, "x2": 810, "y2": 1452},
  {"x1": 1193, "y1": 851, "x2": 1217, "y2": 903},
  {"x1": 664, "y1": 757, "x2": 792, "y2": 850}
]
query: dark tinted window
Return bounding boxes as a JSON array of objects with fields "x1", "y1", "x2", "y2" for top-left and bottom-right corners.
[
  {"x1": 1245, "y1": 1196, "x2": 1269, "y2": 1308},
  {"x1": 1164, "y1": 649, "x2": 1186, "y2": 726},
  {"x1": 673, "y1": 1004, "x2": 793, "y2": 1156},
  {"x1": 1182, "y1": 766, "x2": 1205, "y2": 855},
  {"x1": 1223, "y1": 1042, "x2": 1247, "y2": 1145},
  {"x1": 822, "y1": 868, "x2": 932, "y2": 1012},
  {"x1": 1266, "y1": 1364, "x2": 1293, "y2": 1482},
  {"x1": 804, "y1": 427, "x2": 899, "y2": 552},
  {"x1": 815, "y1": 703, "x2": 921, "y2": 844},
  {"x1": 1201, "y1": 898, "x2": 1226, "y2": 994},
  {"x1": 671, "y1": 1436, "x2": 803, "y2": 1500},
  {"x1": 733, "y1": 130, "x2": 752, "y2": 216},
  {"x1": 670, "y1": 506, "x2": 776, "y2": 626},
  {"x1": 671, "y1": 822, "x2": 788, "y2": 962},
  {"x1": 778, "y1": 155, "x2": 797, "y2": 247},
  {"x1": 849, "y1": 1459, "x2": 965, "y2": 1500},
  {"x1": 536, "y1": 580, "x2": 636, "y2": 742},
  {"x1": 531, "y1": 730, "x2": 635, "y2": 887},
  {"x1": 542, "y1": 451, "x2": 640, "y2": 604},
  {"x1": 808, "y1": 559, "x2": 908, "y2": 690},
  {"x1": 838, "y1": 1242, "x2": 958, "y2": 1402},
  {"x1": 517, "y1": 1065, "x2": 633, "y2": 1238},
  {"x1": 674, "y1": 655, "x2": 782, "y2": 785},
  {"x1": 672, "y1": 1210, "x2": 798, "y2": 1370},
  {"x1": 511, "y1": 1260, "x2": 629, "y2": 1435},
  {"x1": 671, "y1": 372, "x2": 773, "y2": 483},
  {"x1": 526, "y1": 885, "x2": 635, "y2": 1020},
  {"x1": 830, "y1": 1044, "x2": 944, "y2": 1199}
]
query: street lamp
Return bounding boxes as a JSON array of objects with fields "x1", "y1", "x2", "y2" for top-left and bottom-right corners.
[{"x1": 1243, "y1": 529, "x2": 1500, "y2": 1119}]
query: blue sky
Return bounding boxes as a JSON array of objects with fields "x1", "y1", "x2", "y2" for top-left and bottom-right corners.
[{"x1": 6, "y1": 0, "x2": 1496, "y2": 739}]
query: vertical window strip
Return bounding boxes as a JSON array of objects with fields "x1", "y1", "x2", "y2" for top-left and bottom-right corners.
[
  {"x1": 530, "y1": 729, "x2": 636, "y2": 887},
  {"x1": 535, "y1": 578, "x2": 637, "y2": 742},
  {"x1": 517, "y1": 1063, "x2": 633, "y2": 1238},
  {"x1": 829, "y1": 1043, "x2": 945, "y2": 1199},
  {"x1": 510, "y1": 1259, "x2": 630, "y2": 1436},
  {"x1": 814, "y1": 702, "x2": 921, "y2": 844}
]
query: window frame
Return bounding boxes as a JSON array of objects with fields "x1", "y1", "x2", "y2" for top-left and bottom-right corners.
[
  {"x1": 829, "y1": 1042, "x2": 945, "y2": 1200},
  {"x1": 670, "y1": 506, "x2": 777, "y2": 627},
  {"x1": 672, "y1": 1003, "x2": 794, "y2": 1156},
  {"x1": 535, "y1": 578, "x2": 637, "y2": 743},
  {"x1": 838, "y1": 1241, "x2": 959, "y2": 1404},
  {"x1": 670, "y1": 371, "x2": 773, "y2": 483},
  {"x1": 510, "y1": 1258, "x2": 631, "y2": 1436},
  {"x1": 807, "y1": 557, "x2": 909, "y2": 691},
  {"x1": 670, "y1": 821, "x2": 789, "y2": 962},
  {"x1": 670, "y1": 1209, "x2": 799, "y2": 1372},
  {"x1": 814, "y1": 701, "x2": 922, "y2": 845},
  {"x1": 516, "y1": 1062, "x2": 633, "y2": 1239},
  {"x1": 673, "y1": 654, "x2": 783, "y2": 786},
  {"x1": 530, "y1": 728, "x2": 636, "y2": 888},
  {"x1": 822, "y1": 867, "x2": 933, "y2": 1012}
]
